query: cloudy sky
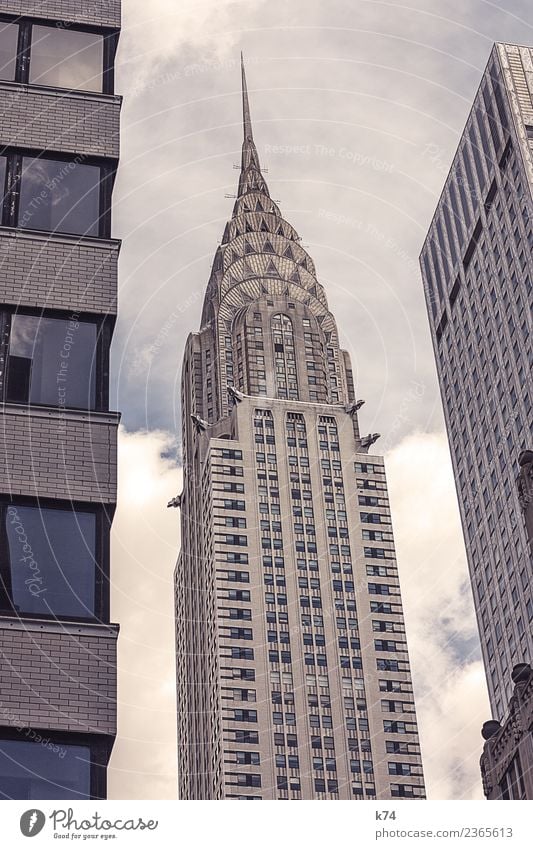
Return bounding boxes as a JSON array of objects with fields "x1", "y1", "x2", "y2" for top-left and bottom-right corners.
[{"x1": 106, "y1": 0, "x2": 532, "y2": 800}]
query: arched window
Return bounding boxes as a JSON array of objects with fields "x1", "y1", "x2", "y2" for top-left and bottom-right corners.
[{"x1": 271, "y1": 314, "x2": 298, "y2": 400}]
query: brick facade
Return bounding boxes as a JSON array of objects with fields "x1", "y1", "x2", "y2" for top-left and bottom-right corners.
[
  {"x1": 0, "y1": 408, "x2": 119, "y2": 503},
  {"x1": 0, "y1": 84, "x2": 121, "y2": 159},
  {"x1": 0, "y1": 230, "x2": 119, "y2": 315},
  {"x1": 0, "y1": 0, "x2": 120, "y2": 28},
  {"x1": 0, "y1": 618, "x2": 118, "y2": 735}
]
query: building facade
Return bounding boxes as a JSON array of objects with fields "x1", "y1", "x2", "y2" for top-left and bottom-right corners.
[
  {"x1": 419, "y1": 43, "x2": 533, "y2": 720},
  {"x1": 0, "y1": 2, "x2": 121, "y2": 799},
  {"x1": 175, "y1": 59, "x2": 425, "y2": 801},
  {"x1": 480, "y1": 662, "x2": 533, "y2": 799}
]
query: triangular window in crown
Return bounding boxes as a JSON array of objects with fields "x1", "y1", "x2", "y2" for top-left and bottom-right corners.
[
  {"x1": 245, "y1": 222, "x2": 253, "y2": 232},
  {"x1": 231, "y1": 250, "x2": 240, "y2": 263},
  {"x1": 283, "y1": 245, "x2": 294, "y2": 260},
  {"x1": 289, "y1": 269, "x2": 301, "y2": 284},
  {"x1": 265, "y1": 259, "x2": 280, "y2": 277},
  {"x1": 244, "y1": 241, "x2": 255, "y2": 255},
  {"x1": 255, "y1": 199, "x2": 264, "y2": 212},
  {"x1": 263, "y1": 240, "x2": 275, "y2": 254},
  {"x1": 243, "y1": 260, "x2": 255, "y2": 279},
  {"x1": 260, "y1": 218, "x2": 269, "y2": 232},
  {"x1": 309, "y1": 285, "x2": 317, "y2": 296},
  {"x1": 277, "y1": 226, "x2": 284, "y2": 236}
]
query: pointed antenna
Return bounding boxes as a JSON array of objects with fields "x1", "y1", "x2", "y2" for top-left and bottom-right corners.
[{"x1": 241, "y1": 52, "x2": 253, "y2": 142}]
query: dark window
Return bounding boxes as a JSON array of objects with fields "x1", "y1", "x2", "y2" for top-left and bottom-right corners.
[
  {"x1": 29, "y1": 26, "x2": 104, "y2": 92},
  {"x1": 19, "y1": 155, "x2": 103, "y2": 237},
  {"x1": 0, "y1": 502, "x2": 101, "y2": 619},
  {"x1": 0, "y1": 22, "x2": 18, "y2": 81},
  {"x1": 0, "y1": 155, "x2": 6, "y2": 204},
  {"x1": 4, "y1": 313, "x2": 98, "y2": 409},
  {"x1": 0, "y1": 738, "x2": 91, "y2": 799}
]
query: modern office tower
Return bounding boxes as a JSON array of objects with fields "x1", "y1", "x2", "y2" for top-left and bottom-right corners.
[
  {"x1": 0, "y1": 2, "x2": 121, "y2": 799},
  {"x1": 175, "y1": 58, "x2": 425, "y2": 801},
  {"x1": 419, "y1": 42, "x2": 533, "y2": 722}
]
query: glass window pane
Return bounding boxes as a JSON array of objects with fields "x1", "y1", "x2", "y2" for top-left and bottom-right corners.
[
  {"x1": 0, "y1": 739, "x2": 91, "y2": 799},
  {"x1": 3, "y1": 505, "x2": 96, "y2": 618},
  {"x1": 30, "y1": 25, "x2": 103, "y2": 92},
  {"x1": 19, "y1": 156, "x2": 101, "y2": 237},
  {"x1": 0, "y1": 22, "x2": 18, "y2": 81},
  {"x1": 0, "y1": 155, "x2": 6, "y2": 204},
  {"x1": 7, "y1": 314, "x2": 97, "y2": 408}
]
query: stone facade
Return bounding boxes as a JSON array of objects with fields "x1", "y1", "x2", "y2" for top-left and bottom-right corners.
[{"x1": 480, "y1": 663, "x2": 533, "y2": 799}]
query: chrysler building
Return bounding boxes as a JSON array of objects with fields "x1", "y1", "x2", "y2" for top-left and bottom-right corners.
[{"x1": 174, "y1": 58, "x2": 425, "y2": 800}]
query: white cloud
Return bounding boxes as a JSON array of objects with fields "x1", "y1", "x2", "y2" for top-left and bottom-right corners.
[
  {"x1": 119, "y1": 0, "x2": 262, "y2": 93},
  {"x1": 107, "y1": 427, "x2": 181, "y2": 800},
  {"x1": 385, "y1": 430, "x2": 491, "y2": 800}
]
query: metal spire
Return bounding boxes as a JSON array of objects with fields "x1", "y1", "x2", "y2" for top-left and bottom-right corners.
[
  {"x1": 237, "y1": 53, "x2": 269, "y2": 198},
  {"x1": 241, "y1": 52, "x2": 253, "y2": 142}
]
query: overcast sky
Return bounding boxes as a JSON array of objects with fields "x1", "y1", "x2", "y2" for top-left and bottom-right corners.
[{"x1": 106, "y1": 0, "x2": 533, "y2": 800}]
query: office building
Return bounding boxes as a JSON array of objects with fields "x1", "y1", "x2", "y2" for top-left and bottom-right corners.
[
  {"x1": 0, "y1": 1, "x2": 121, "y2": 799},
  {"x1": 420, "y1": 43, "x2": 533, "y2": 720},
  {"x1": 175, "y1": 58, "x2": 425, "y2": 800}
]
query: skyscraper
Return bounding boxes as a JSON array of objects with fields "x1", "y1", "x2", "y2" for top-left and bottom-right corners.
[
  {"x1": 175, "y1": 58, "x2": 425, "y2": 801},
  {"x1": 0, "y1": 2, "x2": 121, "y2": 799},
  {"x1": 420, "y1": 43, "x2": 533, "y2": 721}
]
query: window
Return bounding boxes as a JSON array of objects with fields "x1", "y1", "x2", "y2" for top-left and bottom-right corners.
[
  {"x1": 235, "y1": 751, "x2": 260, "y2": 765},
  {"x1": 0, "y1": 737, "x2": 91, "y2": 799},
  {"x1": 0, "y1": 502, "x2": 103, "y2": 619},
  {"x1": 0, "y1": 22, "x2": 18, "y2": 81},
  {"x1": 29, "y1": 26, "x2": 105, "y2": 92},
  {"x1": 3, "y1": 312, "x2": 100, "y2": 409},
  {"x1": 0, "y1": 19, "x2": 115, "y2": 94},
  {"x1": 18, "y1": 155, "x2": 105, "y2": 237}
]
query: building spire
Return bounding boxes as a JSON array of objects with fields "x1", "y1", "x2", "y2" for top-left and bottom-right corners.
[
  {"x1": 241, "y1": 52, "x2": 253, "y2": 142},
  {"x1": 238, "y1": 53, "x2": 269, "y2": 199}
]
